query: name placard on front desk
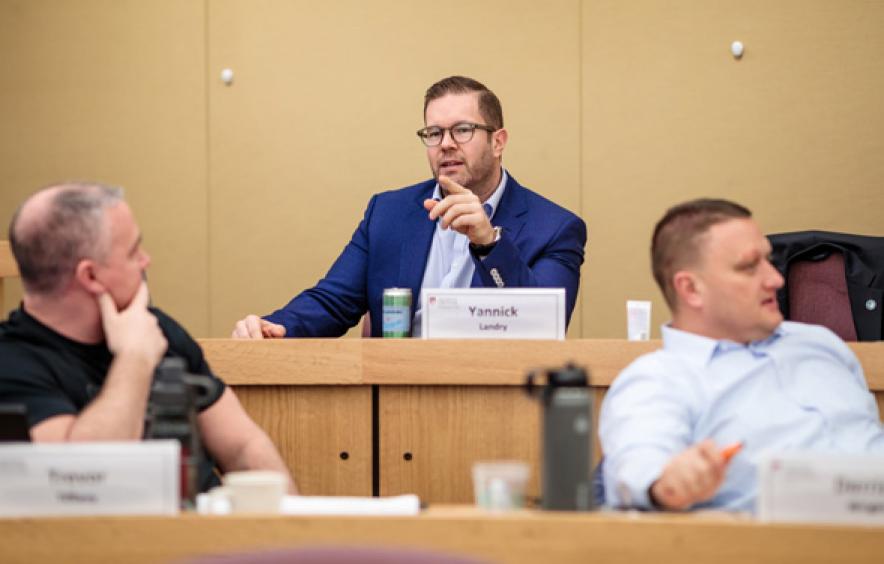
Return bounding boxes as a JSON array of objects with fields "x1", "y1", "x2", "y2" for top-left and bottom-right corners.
[
  {"x1": 0, "y1": 440, "x2": 180, "y2": 517},
  {"x1": 758, "y1": 452, "x2": 884, "y2": 525},
  {"x1": 421, "y1": 288, "x2": 565, "y2": 339}
]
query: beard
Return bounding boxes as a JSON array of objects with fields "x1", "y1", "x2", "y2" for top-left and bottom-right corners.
[{"x1": 432, "y1": 145, "x2": 498, "y2": 197}]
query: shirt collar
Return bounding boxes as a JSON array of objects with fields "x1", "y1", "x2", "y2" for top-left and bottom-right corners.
[
  {"x1": 432, "y1": 168, "x2": 508, "y2": 220},
  {"x1": 661, "y1": 323, "x2": 786, "y2": 366}
]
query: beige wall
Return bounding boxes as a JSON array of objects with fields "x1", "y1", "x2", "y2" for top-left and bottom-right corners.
[
  {"x1": 0, "y1": 0, "x2": 209, "y2": 334},
  {"x1": 2, "y1": 1, "x2": 883, "y2": 339},
  {"x1": 206, "y1": 0, "x2": 581, "y2": 337},
  {"x1": 582, "y1": 0, "x2": 884, "y2": 338}
]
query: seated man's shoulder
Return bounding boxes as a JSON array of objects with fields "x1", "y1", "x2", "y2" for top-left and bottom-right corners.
[
  {"x1": 374, "y1": 179, "x2": 437, "y2": 203},
  {"x1": 148, "y1": 308, "x2": 224, "y2": 390},
  {"x1": 611, "y1": 348, "x2": 685, "y2": 389},
  {"x1": 0, "y1": 312, "x2": 56, "y2": 358},
  {"x1": 0, "y1": 335, "x2": 45, "y2": 376},
  {"x1": 779, "y1": 320, "x2": 853, "y2": 348},
  {"x1": 148, "y1": 307, "x2": 202, "y2": 354},
  {"x1": 781, "y1": 319, "x2": 839, "y2": 337},
  {"x1": 603, "y1": 349, "x2": 701, "y2": 418},
  {"x1": 777, "y1": 320, "x2": 859, "y2": 365},
  {"x1": 517, "y1": 182, "x2": 583, "y2": 222},
  {"x1": 149, "y1": 307, "x2": 187, "y2": 334}
]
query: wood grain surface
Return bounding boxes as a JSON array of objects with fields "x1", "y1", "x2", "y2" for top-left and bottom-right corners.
[
  {"x1": 1, "y1": 509, "x2": 882, "y2": 564},
  {"x1": 233, "y1": 385, "x2": 372, "y2": 496},
  {"x1": 204, "y1": 339, "x2": 884, "y2": 390}
]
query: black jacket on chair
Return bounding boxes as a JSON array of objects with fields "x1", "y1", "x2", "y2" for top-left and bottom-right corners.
[{"x1": 768, "y1": 230, "x2": 884, "y2": 341}]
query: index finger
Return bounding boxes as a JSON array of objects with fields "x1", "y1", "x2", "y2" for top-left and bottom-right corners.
[
  {"x1": 127, "y1": 281, "x2": 151, "y2": 311},
  {"x1": 96, "y1": 292, "x2": 118, "y2": 320},
  {"x1": 438, "y1": 175, "x2": 469, "y2": 195},
  {"x1": 245, "y1": 315, "x2": 266, "y2": 339}
]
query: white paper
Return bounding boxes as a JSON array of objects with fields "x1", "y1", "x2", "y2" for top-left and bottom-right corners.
[
  {"x1": 197, "y1": 493, "x2": 421, "y2": 516},
  {"x1": 0, "y1": 440, "x2": 180, "y2": 516},
  {"x1": 421, "y1": 288, "x2": 565, "y2": 340},
  {"x1": 281, "y1": 493, "x2": 420, "y2": 516},
  {"x1": 758, "y1": 452, "x2": 884, "y2": 525}
]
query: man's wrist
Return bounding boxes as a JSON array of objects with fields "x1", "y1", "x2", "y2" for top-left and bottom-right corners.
[
  {"x1": 116, "y1": 345, "x2": 159, "y2": 363},
  {"x1": 470, "y1": 226, "x2": 502, "y2": 257}
]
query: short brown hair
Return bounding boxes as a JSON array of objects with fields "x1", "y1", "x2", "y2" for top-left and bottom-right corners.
[
  {"x1": 651, "y1": 198, "x2": 752, "y2": 308},
  {"x1": 423, "y1": 76, "x2": 504, "y2": 130}
]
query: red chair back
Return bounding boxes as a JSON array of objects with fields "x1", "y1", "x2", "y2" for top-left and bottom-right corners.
[{"x1": 787, "y1": 251, "x2": 858, "y2": 341}]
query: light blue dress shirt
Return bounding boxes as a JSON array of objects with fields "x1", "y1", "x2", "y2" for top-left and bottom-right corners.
[
  {"x1": 599, "y1": 321, "x2": 884, "y2": 512},
  {"x1": 412, "y1": 169, "x2": 508, "y2": 337}
]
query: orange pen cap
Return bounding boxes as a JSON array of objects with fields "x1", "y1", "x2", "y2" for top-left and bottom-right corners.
[{"x1": 721, "y1": 441, "x2": 744, "y2": 463}]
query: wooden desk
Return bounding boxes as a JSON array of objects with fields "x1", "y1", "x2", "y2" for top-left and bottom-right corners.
[
  {"x1": 200, "y1": 339, "x2": 884, "y2": 502},
  {"x1": 1, "y1": 508, "x2": 882, "y2": 564}
]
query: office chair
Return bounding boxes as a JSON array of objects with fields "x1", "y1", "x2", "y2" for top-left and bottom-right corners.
[
  {"x1": 768, "y1": 230, "x2": 884, "y2": 341},
  {"x1": 786, "y1": 250, "x2": 857, "y2": 341}
]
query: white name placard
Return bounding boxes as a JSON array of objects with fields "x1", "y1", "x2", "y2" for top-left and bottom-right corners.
[
  {"x1": 758, "y1": 452, "x2": 884, "y2": 525},
  {"x1": 0, "y1": 440, "x2": 180, "y2": 517},
  {"x1": 421, "y1": 288, "x2": 565, "y2": 339}
]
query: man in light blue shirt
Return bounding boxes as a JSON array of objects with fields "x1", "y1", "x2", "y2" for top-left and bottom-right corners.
[{"x1": 599, "y1": 199, "x2": 884, "y2": 512}]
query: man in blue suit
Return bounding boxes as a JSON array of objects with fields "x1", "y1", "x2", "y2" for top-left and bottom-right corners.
[{"x1": 232, "y1": 76, "x2": 586, "y2": 338}]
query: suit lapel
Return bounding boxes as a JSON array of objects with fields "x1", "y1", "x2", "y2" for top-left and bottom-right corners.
[
  {"x1": 470, "y1": 174, "x2": 528, "y2": 287},
  {"x1": 492, "y1": 174, "x2": 528, "y2": 241},
  {"x1": 399, "y1": 185, "x2": 436, "y2": 296}
]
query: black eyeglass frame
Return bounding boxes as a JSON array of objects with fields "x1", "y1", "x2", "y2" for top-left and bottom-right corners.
[{"x1": 416, "y1": 122, "x2": 497, "y2": 147}]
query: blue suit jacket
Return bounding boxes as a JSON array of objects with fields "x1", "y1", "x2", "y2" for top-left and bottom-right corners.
[{"x1": 265, "y1": 174, "x2": 587, "y2": 337}]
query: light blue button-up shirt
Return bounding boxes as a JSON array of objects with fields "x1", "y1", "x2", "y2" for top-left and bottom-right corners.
[
  {"x1": 599, "y1": 321, "x2": 884, "y2": 512},
  {"x1": 412, "y1": 169, "x2": 508, "y2": 337}
]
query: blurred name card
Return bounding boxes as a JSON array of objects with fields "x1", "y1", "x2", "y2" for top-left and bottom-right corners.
[
  {"x1": 422, "y1": 288, "x2": 565, "y2": 340},
  {"x1": 758, "y1": 452, "x2": 884, "y2": 525},
  {"x1": 0, "y1": 440, "x2": 180, "y2": 517}
]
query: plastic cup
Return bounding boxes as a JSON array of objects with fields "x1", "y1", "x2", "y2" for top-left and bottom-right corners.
[
  {"x1": 472, "y1": 461, "x2": 530, "y2": 511},
  {"x1": 223, "y1": 471, "x2": 287, "y2": 514}
]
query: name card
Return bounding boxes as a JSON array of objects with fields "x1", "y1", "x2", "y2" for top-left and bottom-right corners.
[
  {"x1": 0, "y1": 440, "x2": 180, "y2": 517},
  {"x1": 758, "y1": 452, "x2": 884, "y2": 525},
  {"x1": 421, "y1": 288, "x2": 565, "y2": 339}
]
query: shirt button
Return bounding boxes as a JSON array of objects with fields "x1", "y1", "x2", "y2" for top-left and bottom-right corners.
[{"x1": 866, "y1": 299, "x2": 878, "y2": 311}]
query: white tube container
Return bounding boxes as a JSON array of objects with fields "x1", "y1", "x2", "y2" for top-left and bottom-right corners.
[{"x1": 626, "y1": 300, "x2": 652, "y2": 341}]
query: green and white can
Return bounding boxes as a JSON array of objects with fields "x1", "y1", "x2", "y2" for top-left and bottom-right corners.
[{"x1": 382, "y1": 288, "x2": 412, "y2": 338}]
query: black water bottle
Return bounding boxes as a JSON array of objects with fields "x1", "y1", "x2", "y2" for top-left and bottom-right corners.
[
  {"x1": 144, "y1": 357, "x2": 218, "y2": 506},
  {"x1": 526, "y1": 363, "x2": 596, "y2": 511}
]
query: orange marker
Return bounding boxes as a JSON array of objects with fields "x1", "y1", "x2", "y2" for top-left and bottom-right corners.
[{"x1": 721, "y1": 441, "x2": 744, "y2": 463}]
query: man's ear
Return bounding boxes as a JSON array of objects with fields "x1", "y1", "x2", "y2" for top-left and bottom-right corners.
[
  {"x1": 492, "y1": 128, "x2": 508, "y2": 158},
  {"x1": 74, "y1": 259, "x2": 106, "y2": 296},
  {"x1": 672, "y1": 270, "x2": 704, "y2": 310}
]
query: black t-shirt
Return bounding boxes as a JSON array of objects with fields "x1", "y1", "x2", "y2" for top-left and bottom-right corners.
[{"x1": 0, "y1": 305, "x2": 226, "y2": 491}]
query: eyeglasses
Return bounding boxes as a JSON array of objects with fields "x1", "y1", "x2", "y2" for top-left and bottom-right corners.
[{"x1": 416, "y1": 122, "x2": 497, "y2": 147}]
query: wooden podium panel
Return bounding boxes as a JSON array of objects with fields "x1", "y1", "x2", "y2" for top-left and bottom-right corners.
[
  {"x1": 378, "y1": 385, "x2": 610, "y2": 504},
  {"x1": 379, "y1": 386, "x2": 542, "y2": 503},
  {"x1": 233, "y1": 385, "x2": 371, "y2": 496},
  {"x1": 202, "y1": 339, "x2": 884, "y2": 500}
]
